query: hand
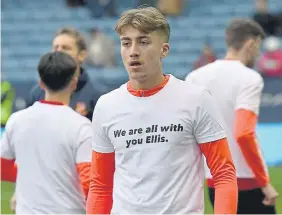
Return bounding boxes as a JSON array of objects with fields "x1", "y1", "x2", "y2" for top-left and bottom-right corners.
[
  {"x1": 10, "y1": 192, "x2": 16, "y2": 212},
  {"x1": 261, "y1": 184, "x2": 279, "y2": 206}
]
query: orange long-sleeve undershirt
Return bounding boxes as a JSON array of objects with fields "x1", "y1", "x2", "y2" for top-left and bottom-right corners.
[
  {"x1": 86, "y1": 151, "x2": 115, "y2": 214},
  {"x1": 235, "y1": 109, "x2": 269, "y2": 188},
  {"x1": 208, "y1": 109, "x2": 269, "y2": 191},
  {"x1": 76, "y1": 162, "x2": 91, "y2": 197},
  {"x1": 0, "y1": 158, "x2": 17, "y2": 182},
  {"x1": 200, "y1": 138, "x2": 238, "y2": 214}
]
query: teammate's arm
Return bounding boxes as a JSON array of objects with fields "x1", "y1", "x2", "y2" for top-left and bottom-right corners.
[
  {"x1": 75, "y1": 122, "x2": 93, "y2": 197},
  {"x1": 235, "y1": 76, "x2": 279, "y2": 204},
  {"x1": 0, "y1": 116, "x2": 17, "y2": 182},
  {"x1": 194, "y1": 89, "x2": 238, "y2": 214},
  {"x1": 86, "y1": 97, "x2": 115, "y2": 214},
  {"x1": 1, "y1": 117, "x2": 17, "y2": 212}
]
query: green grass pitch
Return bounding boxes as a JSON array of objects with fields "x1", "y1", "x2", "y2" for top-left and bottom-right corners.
[{"x1": 1, "y1": 166, "x2": 281, "y2": 214}]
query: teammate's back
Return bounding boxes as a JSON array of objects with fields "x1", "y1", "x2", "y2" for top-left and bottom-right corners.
[
  {"x1": 1, "y1": 52, "x2": 92, "y2": 214},
  {"x1": 185, "y1": 60, "x2": 263, "y2": 140},
  {"x1": 7, "y1": 102, "x2": 91, "y2": 213},
  {"x1": 186, "y1": 60, "x2": 264, "y2": 178}
]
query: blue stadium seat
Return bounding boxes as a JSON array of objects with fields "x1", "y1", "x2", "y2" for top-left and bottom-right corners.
[{"x1": 3, "y1": 0, "x2": 281, "y2": 81}]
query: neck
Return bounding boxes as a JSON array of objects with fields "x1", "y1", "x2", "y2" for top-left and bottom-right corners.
[
  {"x1": 78, "y1": 65, "x2": 82, "y2": 74},
  {"x1": 44, "y1": 91, "x2": 71, "y2": 105},
  {"x1": 129, "y1": 71, "x2": 165, "y2": 90},
  {"x1": 225, "y1": 50, "x2": 247, "y2": 66}
]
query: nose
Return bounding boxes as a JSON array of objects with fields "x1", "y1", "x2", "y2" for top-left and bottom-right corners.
[{"x1": 129, "y1": 43, "x2": 140, "y2": 58}]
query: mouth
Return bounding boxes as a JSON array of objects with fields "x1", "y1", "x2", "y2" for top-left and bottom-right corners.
[{"x1": 129, "y1": 61, "x2": 142, "y2": 68}]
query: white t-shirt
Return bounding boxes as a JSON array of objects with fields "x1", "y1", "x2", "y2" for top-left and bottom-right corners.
[
  {"x1": 1, "y1": 101, "x2": 92, "y2": 214},
  {"x1": 92, "y1": 75, "x2": 226, "y2": 214},
  {"x1": 185, "y1": 60, "x2": 267, "y2": 179}
]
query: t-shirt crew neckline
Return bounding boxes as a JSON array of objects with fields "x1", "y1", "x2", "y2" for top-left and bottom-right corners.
[{"x1": 125, "y1": 74, "x2": 173, "y2": 100}]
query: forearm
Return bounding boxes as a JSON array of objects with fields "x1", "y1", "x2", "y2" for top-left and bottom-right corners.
[
  {"x1": 235, "y1": 109, "x2": 269, "y2": 187},
  {"x1": 200, "y1": 138, "x2": 238, "y2": 214},
  {"x1": 86, "y1": 151, "x2": 115, "y2": 214},
  {"x1": 0, "y1": 158, "x2": 17, "y2": 182},
  {"x1": 76, "y1": 162, "x2": 91, "y2": 197}
]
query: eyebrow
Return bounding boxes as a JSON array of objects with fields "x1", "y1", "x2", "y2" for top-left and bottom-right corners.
[
  {"x1": 120, "y1": 36, "x2": 150, "y2": 41},
  {"x1": 53, "y1": 44, "x2": 72, "y2": 49}
]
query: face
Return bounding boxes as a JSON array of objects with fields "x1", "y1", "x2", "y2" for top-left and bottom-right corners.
[
  {"x1": 244, "y1": 37, "x2": 262, "y2": 68},
  {"x1": 256, "y1": 0, "x2": 267, "y2": 12},
  {"x1": 120, "y1": 25, "x2": 169, "y2": 83},
  {"x1": 52, "y1": 34, "x2": 86, "y2": 64}
]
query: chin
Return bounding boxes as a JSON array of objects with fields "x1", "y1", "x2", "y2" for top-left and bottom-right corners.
[{"x1": 129, "y1": 72, "x2": 148, "y2": 82}]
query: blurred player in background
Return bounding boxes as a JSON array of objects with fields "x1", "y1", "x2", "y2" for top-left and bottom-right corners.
[
  {"x1": 1, "y1": 80, "x2": 15, "y2": 127},
  {"x1": 86, "y1": 6, "x2": 238, "y2": 214},
  {"x1": 185, "y1": 18, "x2": 279, "y2": 214},
  {"x1": 1, "y1": 52, "x2": 92, "y2": 214},
  {"x1": 27, "y1": 27, "x2": 99, "y2": 121}
]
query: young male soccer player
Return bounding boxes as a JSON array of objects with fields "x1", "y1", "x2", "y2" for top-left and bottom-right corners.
[
  {"x1": 0, "y1": 52, "x2": 92, "y2": 214},
  {"x1": 185, "y1": 18, "x2": 279, "y2": 214},
  {"x1": 86, "y1": 6, "x2": 238, "y2": 214},
  {"x1": 6, "y1": 27, "x2": 100, "y2": 212}
]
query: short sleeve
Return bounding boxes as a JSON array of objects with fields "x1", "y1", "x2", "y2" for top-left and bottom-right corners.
[
  {"x1": 75, "y1": 122, "x2": 92, "y2": 163},
  {"x1": 1, "y1": 117, "x2": 15, "y2": 159},
  {"x1": 235, "y1": 75, "x2": 263, "y2": 115},
  {"x1": 91, "y1": 97, "x2": 115, "y2": 153},
  {"x1": 194, "y1": 89, "x2": 226, "y2": 144}
]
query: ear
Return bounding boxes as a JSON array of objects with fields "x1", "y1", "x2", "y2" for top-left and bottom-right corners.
[
  {"x1": 244, "y1": 38, "x2": 255, "y2": 50},
  {"x1": 161, "y1": 43, "x2": 170, "y2": 59},
  {"x1": 70, "y1": 76, "x2": 79, "y2": 92},
  {"x1": 77, "y1": 50, "x2": 88, "y2": 64},
  {"x1": 39, "y1": 79, "x2": 46, "y2": 90}
]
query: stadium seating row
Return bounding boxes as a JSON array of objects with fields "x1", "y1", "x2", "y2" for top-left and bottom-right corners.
[{"x1": 2, "y1": 0, "x2": 282, "y2": 81}]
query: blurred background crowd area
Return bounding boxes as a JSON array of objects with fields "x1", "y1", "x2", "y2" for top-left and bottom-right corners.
[{"x1": 1, "y1": 1, "x2": 282, "y2": 213}]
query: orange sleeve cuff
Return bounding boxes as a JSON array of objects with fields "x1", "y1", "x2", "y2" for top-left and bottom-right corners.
[
  {"x1": 200, "y1": 138, "x2": 238, "y2": 214},
  {"x1": 235, "y1": 109, "x2": 269, "y2": 187},
  {"x1": 76, "y1": 162, "x2": 91, "y2": 197},
  {"x1": 0, "y1": 158, "x2": 17, "y2": 182},
  {"x1": 86, "y1": 151, "x2": 115, "y2": 214}
]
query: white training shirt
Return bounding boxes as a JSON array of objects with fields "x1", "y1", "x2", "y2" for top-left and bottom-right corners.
[
  {"x1": 185, "y1": 59, "x2": 268, "y2": 179},
  {"x1": 1, "y1": 101, "x2": 92, "y2": 214},
  {"x1": 92, "y1": 75, "x2": 226, "y2": 214}
]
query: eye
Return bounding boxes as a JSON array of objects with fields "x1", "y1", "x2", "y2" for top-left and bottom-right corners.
[
  {"x1": 140, "y1": 40, "x2": 148, "y2": 45},
  {"x1": 122, "y1": 41, "x2": 130, "y2": 46},
  {"x1": 63, "y1": 46, "x2": 71, "y2": 50}
]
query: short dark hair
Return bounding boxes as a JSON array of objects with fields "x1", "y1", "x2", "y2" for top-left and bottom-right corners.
[
  {"x1": 225, "y1": 18, "x2": 266, "y2": 50},
  {"x1": 38, "y1": 52, "x2": 77, "y2": 92},
  {"x1": 56, "y1": 28, "x2": 87, "y2": 51}
]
